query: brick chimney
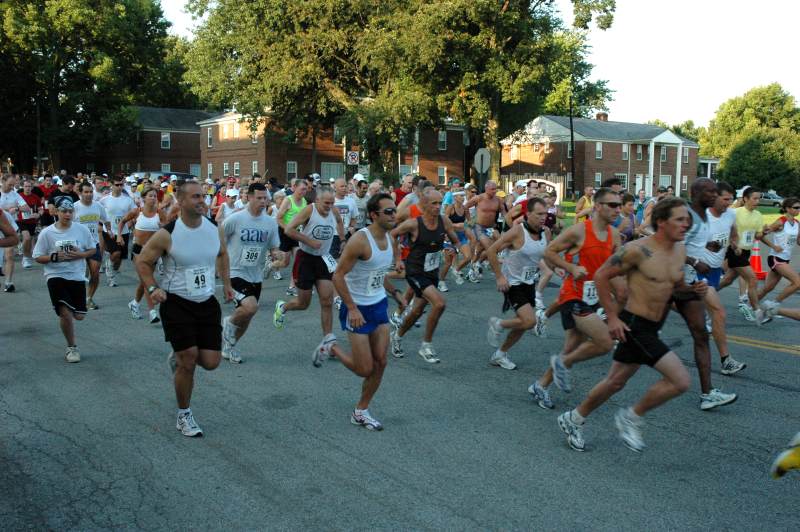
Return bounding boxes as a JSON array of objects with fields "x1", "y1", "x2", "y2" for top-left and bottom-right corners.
[{"x1": 596, "y1": 112, "x2": 608, "y2": 122}]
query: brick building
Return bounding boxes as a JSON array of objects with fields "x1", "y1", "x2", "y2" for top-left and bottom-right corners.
[
  {"x1": 501, "y1": 113, "x2": 699, "y2": 197},
  {"x1": 96, "y1": 107, "x2": 214, "y2": 176},
  {"x1": 198, "y1": 111, "x2": 468, "y2": 184}
]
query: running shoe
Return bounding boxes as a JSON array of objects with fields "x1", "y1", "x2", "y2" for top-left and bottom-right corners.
[
  {"x1": 489, "y1": 351, "x2": 516, "y2": 370},
  {"x1": 312, "y1": 334, "x2": 335, "y2": 367},
  {"x1": 107, "y1": 274, "x2": 118, "y2": 287},
  {"x1": 437, "y1": 281, "x2": 449, "y2": 292},
  {"x1": 22, "y1": 257, "x2": 33, "y2": 269},
  {"x1": 4, "y1": 283, "x2": 15, "y2": 293},
  {"x1": 149, "y1": 309, "x2": 160, "y2": 324},
  {"x1": 222, "y1": 316, "x2": 236, "y2": 346},
  {"x1": 262, "y1": 261, "x2": 272, "y2": 279},
  {"x1": 225, "y1": 346, "x2": 242, "y2": 364},
  {"x1": 390, "y1": 329, "x2": 404, "y2": 358},
  {"x1": 755, "y1": 308, "x2": 765, "y2": 327},
  {"x1": 762, "y1": 299, "x2": 780, "y2": 319},
  {"x1": 273, "y1": 269, "x2": 283, "y2": 280},
  {"x1": 557, "y1": 411, "x2": 585, "y2": 452},
  {"x1": 550, "y1": 354, "x2": 572, "y2": 393},
  {"x1": 771, "y1": 432, "x2": 800, "y2": 478},
  {"x1": 334, "y1": 296, "x2": 342, "y2": 310},
  {"x1": 65, "y1": 346, "x2": 81, "y2": 363},
  {"x1": 351, "y1": 409, "x2": 384, "y2": 431},
  {"x1": 418, "y1": 342, "x2": 440, "y2": 363},
  {"x1": 738, "y1": 303, "x2": 755, "y2": 322},
  {"x1": 87, "y1": 298, "x2": 99, "y2": 310},
  {"x1": 285, "y1": 286, "x2": 297, "y2": 297},
  {"x1": 273, "y1": 300, "x2": 286, "y2": 329},
  {"x1": 128, "y1": 299, "x2": 142, "y2": 319},
  {"x1": 615, "y1": 408, "x2": 645, "y2": 452},
  {"x1": 176, "y1": 411, "x2": 203, "y2": 437},
  {"x1": 167, "y1": 351, "x2": 177, "y2": 375},
  {"x1": 700, "y1": 388, "x2": 737, "y2": 410},
  {"x1": 534, "y1": 309, "x2": 547, "y2": 337},
  {"x1": 486, "y1": 317, "x2": 503, "y2": 347},
  {"x1": 720, "y1": 356, "x2": 746, "y2": 376},
  {"x1": 528, "y1": 381, "x2": 554, "y2": 409},
  {"x1": 467, "y1": 267, "x2": 480, "y2": 283},
  {"x1": 452, "y1": 268, "x2": 464, "y2": 285},
  {"x1": 535, "y1": 298, "x2": 545, "y2": 311}
]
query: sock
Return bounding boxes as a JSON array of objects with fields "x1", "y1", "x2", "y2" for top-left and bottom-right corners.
[
  {"x1": 626, "y1": 407, "x2": 641, "y2": 421},
  {"x1": 535, "y1": 291, "x2": 543, "y2": 300},
  {"x1": 570, "y1": 409, "x2": 586, "y2": 425},
  {"x1": 178, "y1": 407, "x2": 191, "y2": 416},
  {"x1": 496, "y1": 349, "x2": 506, "y2": 357},
  {"x1": 721, "y1": 355, "x2": 729, "y2": 363},
  {"x1": 355, "y1": 408, "x2": 367, "y2": 415}
]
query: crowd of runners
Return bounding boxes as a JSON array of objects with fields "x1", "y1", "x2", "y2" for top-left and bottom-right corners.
[{"x1": 1, "y1": 169, "x2": 799, "y2": 476}]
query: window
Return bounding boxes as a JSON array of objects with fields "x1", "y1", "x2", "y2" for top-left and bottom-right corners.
[
  {"x1": 161, "y1": 132, "x2": 171, "y2": 150},
  {"x1": 286, "y1": 161, "x2": 298, "y2": 180},
  {"x1": 333, "y1": 125, "x2": 344, "y2": 145},
  {"x1": 321, "y1": 162, "x2": 344, "y2": 181},
  {"x1": 567, "y1": 142, "x2": 572, "y2": 159},
  {"x1": 567, "y1": 172, "x2": 573, "y2": 189},
  {"x1": 622, "y1": 143, "x2": 629, "y2": 161},
  {"x1": 207, "y1": 128, "x2": 213, "y2": 148},
  {"x1": 614, "y1": 173, "x2": 628, "y2": 189},
  {"x1": 595, "y1": 142, "x2": 603, "y2": 159},
  {"x1": 636, "y1": 144, "x2": 642, "y2": 161},
  {"x1": 252, "y1": 160, "x2": 258, "y2": 175},
  {"x1": 399, "y1": 164, "x2": 412, "y2": 176},
  {"x1": 233, "y1": 161, "x2": 240, "y2": 176},
  {"x1": 207, "y1": 163, "x2": 213, "y2": 179},
  {"x1": 534, "y1": 143, "x2": 540, "y2": 152},
  {"x1": 223, "y1": 162, "x2": 230, "y2": 176},
  {"x1": 251, "y1": 132, "x2": 258, "y2": 144},
  {"x1": 437, "y1": 166, "x2": 447, "y2": 184},
  {"x1": 161, "y1": 163, "x2": 171, "y2": 173},
  {"x1": 683, "y1": 147, "x2": 689, "y2": 164},
  {"x1": 659, "y1": 175, "x2": 671, "y2": 187},
  {"x1": 594, "y1": 172, "x2": 602, "y2": 187},
  {"x1": 660, "y1": 146, "x2": 667, "y2": 162},
  {"x1": 682, "y1": 175, "x2": 688, "y2": 191},
  {"x1": 233, "y1": 121, "x2": 240, "y2": 139},
  {"x1": 437, "y1": 130, "x2": 447, "y2": 151},
  {"x1": 189, "y1": 164, "x2": 200, "y2": 177}
]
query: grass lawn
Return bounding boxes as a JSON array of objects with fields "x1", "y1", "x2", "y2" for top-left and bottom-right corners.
[{"x1": 558, "y1": 201, "x2": 781, "y2": 227}]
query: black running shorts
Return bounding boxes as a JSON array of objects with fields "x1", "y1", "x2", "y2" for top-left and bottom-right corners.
[
  {"x1": 612, "y1": 310, "x2": 670, "y2": 367},
  {"x1": 160, "y1": 292, "x2": 222, "y2": 352}
]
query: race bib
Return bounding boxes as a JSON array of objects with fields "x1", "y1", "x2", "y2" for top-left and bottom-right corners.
[
  {"x1": 55, "y1": 239, "x2": 77, "y2": 253},
  {"x1": 86, "y1": 224, "x2": 98, "y2": 239},
  {"x1": 713, "y1": 232, "x2": 729, "y2": 249},
  {"x1": 113, "y1": 216, "x2": 124, "y2": 233},
  {"x1": 742, "y1": 230, "x2": 755, "y2": 247},
  {"x1": 322, "y1": 254, "x2": 337, "y2": 273},
  {"x1": 22, "y1": 210, "x2": 34, "y2": 220},
  {"x1": 582, "y1": 281, "x2": 598, "y2": 305},
  {"x1": 424, "y1": 252, "x2": 440, "y2": 272},
  {"x1": 185, "y1": 266, "x2": 211, "y2": 297},
  {"x1": 522, "y1": 266, "x2": 538, "y2": 283},
  {"x1": 240, "y1": 246, "x2": 261, "y2": 266},
  {"x1": 366, "y1": 269, "x2": 387, "y2": 295},
  {"x1": 684, "y1": 265, "x2": 698, "y2": 284}
]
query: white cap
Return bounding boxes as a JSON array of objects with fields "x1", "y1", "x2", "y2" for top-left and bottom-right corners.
[
  {"x1": 170, "y1": 174, "x2": 178, "y2": 182},
  {"x1": 126, "y1": 175, "x2": 136, "y2": 183},
  {"x1": 352, "y1": 173, "x2": 366, "y2": 183},
  {"x1": 205, "y1": 178, "x2": 214, "y2": 185},
  {"x1": 329, "y1": 177, "x2": 335, "y2": 183},
  {"x1": 226, "y1": 188, "x2": 239, "y2": 197},
  {"x1": 160, "y1": 182, "x2": 168, "y2": 188},
  {"x1": 515, "y1": 179, "x2": 529, "y2": 189}
]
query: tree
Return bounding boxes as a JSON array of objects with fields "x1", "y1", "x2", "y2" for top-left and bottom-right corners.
[{"x1": 647, "y1": 119, "x2": 704, "y2": 142}]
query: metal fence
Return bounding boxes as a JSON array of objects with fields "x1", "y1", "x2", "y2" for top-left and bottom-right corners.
[{"x1": 499, "y1": 173, "x2": 574, "y2": 201}]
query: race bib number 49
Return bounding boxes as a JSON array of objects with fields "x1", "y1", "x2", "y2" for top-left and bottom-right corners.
[{"x1": 185, "y1": 266, "x2": 211, "y2": 297}]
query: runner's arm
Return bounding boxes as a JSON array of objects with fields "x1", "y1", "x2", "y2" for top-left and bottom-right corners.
[
  {"x1": 442, "y1": 216, "x2": 461, "y2": 248},
  {"x1": 463, "y1": 194, "x2": 480, "y2": 210},
  {"x1": 396, "y1": 195, "x2": 413, "y2": 222},
  {"x1": 216, "y1": 233, "x2": 234, "y2": 302},
  {"x1": 135, "y1": 229, "x2": 170, "y2": 299},
  {"x1": 285, "y1": 205, "x2": 317, "y2": 248},
  {"x1": 332, "y1": 231, "x2": 366, "y2": 312},
  {"x1": 0, "y1": 214, "x2": 19, "y2": 248},
  {"x1": 486, "y1": 225, "x2": 520, "y2": 282},
  {"x1": 543, "y1": 223, "x2": 584, "y2": 274},
  {"x1": 332, "y1": 207, "x2": 346, "y2": 240},
  {"x1": 595, "y1": 243, "x2": 643, "y2": 323}
]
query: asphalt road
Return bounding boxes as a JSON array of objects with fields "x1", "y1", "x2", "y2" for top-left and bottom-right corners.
[{"x1": 1, "y1": 247, "x2": 799, "y2": 530}]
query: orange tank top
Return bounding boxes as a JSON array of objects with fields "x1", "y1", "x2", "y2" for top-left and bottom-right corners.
[{"x1": 558, "y1": 219, "x2": 614, "y2": 305}]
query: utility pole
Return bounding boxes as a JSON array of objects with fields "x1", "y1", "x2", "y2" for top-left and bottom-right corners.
[
  {"x1": 36, "y1": 100, "x2": 42, "y2": 175},
  {"x1": 568, "y1": 92, "x2": 576, "y2": 199}
]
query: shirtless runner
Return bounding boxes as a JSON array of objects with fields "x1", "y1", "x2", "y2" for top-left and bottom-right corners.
[{"x1": 464, "y1": 180, "x2": 506, "y2": 282}]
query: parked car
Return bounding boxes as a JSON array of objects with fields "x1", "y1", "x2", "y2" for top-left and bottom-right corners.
[
  {"x1": 128, "y1": 170, "x2": 197, "y2": 182},
  {"x1": 759, "y1": 192, "x2": 783, "y2": 207}
]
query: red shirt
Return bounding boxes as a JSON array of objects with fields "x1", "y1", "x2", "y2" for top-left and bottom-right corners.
[
  {"x1": 35, "y1": 184, "x2": 58, "y2": 201},
  {"x1": 394, "y1": 188, "x2": 408, "y2": 204},
  {"x1": 17, "y1": 192, "x2": 43, "y2": 222},
  {"x1": 558, "y1": 220, "x2": 614, "y2": 305}
]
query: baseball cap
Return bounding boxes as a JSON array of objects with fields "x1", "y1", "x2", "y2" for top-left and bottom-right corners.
[
  {"x1": 205, "y1": 178, "x2": 214, "y2": 185},
  {"x1": 170, "y1": 174, "x2": 178, "y2": 182},
  {"x1": 352, "y1": 173, "x2": 366, "y2": 183},
  {"x1": 515, "y1": 179, "x2": 529, "y2": 189},
  {"x1": 226, "y1": 188, "x2": 239, "y2": 197},
  {"x1": 160, "y1": 182, "x2": 168, "y2": 188},
  {"x1": 464, "y1": 183, "x2": 475, "y2": 190}
]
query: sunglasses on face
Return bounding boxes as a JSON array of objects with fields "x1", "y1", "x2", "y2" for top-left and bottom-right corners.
[
  {"x1": 381, "y1": 208, "x2": 397, "y2": 215},
  {"x1": 791, "y1": 205, "x2": 800, "y2": 209},
  {"x1": 599, "y1": 201, "x2": 622, "y2": 209}
]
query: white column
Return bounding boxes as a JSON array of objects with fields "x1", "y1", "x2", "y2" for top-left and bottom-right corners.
[
  {"x1": 648, "y1": 140, "x2": 655, "y2": 185},
  {"x1": 675, "y1": 142, "x2": 682, "y2": 190}
]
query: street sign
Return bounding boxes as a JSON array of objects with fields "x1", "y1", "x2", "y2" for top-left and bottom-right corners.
[
  {"x1": 473, "y1": 148, "x2": 490, "y2": 173},
  {"x1": 346, "y1": 151, "x2": 360, "y2": 165}
]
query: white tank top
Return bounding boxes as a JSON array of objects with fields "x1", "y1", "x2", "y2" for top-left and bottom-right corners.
[
  {"x1": 219, "y1": 203, "x2": 237, "y2": 220},
  {"x1": 161, "y1": 217, "x2": 220, "y2": 302},
  {"x1": 502, "y1": 225, "x2": 546, "y2": 285},
  {"x1": 134, "y1": 211, "x2": 160, "y2": 232},
  {"x1": 299, "y1": 204, "x2": 336, "y2": 256},
  {"x1": 345, "y1": 228, "x2": 394, "y2": 306},
  {"x1": 769, "y1": 216, "x2": 799, "y2": 261}
]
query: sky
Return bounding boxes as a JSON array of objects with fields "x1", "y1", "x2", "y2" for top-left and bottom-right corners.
[{"x1": 163, "y1": 0, "x2": 800, "y2": 127}]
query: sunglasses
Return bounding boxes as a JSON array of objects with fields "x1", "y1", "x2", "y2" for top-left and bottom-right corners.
[
  {"x1": 791, "y1": 205, "x2": 800, "y2": 209},
  {"x1": 599, "y1": 202, "x2": 622, "y2": 208},
  {"x1": 378, "y1": 208, "x2": 397, "y2": 215}
]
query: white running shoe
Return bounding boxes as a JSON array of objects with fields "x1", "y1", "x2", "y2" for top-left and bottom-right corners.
[
  {"x1": 534, "y1": 309, "x2": 547, "y2": 337},
  {"x1": 615, "y1": 408, "x2": 645, "y2": 452},
  {"x1": 312, "y1": 334, "x2": 336, "y2": 367},
  {"x1": 226, "y1": 346, "x2": 242, "y2": 364},
  {"x1": 720, "y1": 356, "x2": 746, "y2": 376},
  {"x1": 705, "y1": 315, "x2": 712, "y2": 333},
  {"x1": 128, "y1": 299, "x2": 142, "y2": 320},
  {"x1": 489, "y1": 351, "x2": 516, "y2": 370},
  {"x1": 351, "y1": 409, "x2": 384, "y2": 431},
  {"x1": 528, "y1": 381, "x2": 554, "y2": 409},
  {"x1": 65, "y1": 346, "x2": 81, "y2": 363},
  {"x1": 738, "y1": 303, "x2": 755, "y2": 322},
  {"x1": 149, "y1": 309, "x2": 160, "y2": 324},
  {"x1": 176, "y1": 411, "x2": 203, "y2": 437},
  {"x1": 762, "y1": 299, "x2": 781, "y2": 319},
  {"x1": 390, "y1": 329, "x2": 404, "y2": 358},
  {"x1": 452, "y1": 268, "x2": 464, "y2": 285},
  {"x1": 700, "y1": 388, "x2": 737, "y2": 410},
  {"x1": 437, "y1": 281, "x2": 449, "y2": 292},
  {"x1": 486, "y1": 317, "x2": 503, "y2": 347},
  {"x1": 557, "y1": 411, "x2": 585, "y2": 452},
  {"x1": 418, "y1": 342, "x2": 440, "y2": 363},
  {"x1": 107, "y1": 274, "x2": 118, "y2": 287},
  {"x1": 22, "y1": 257, "x2": 33, "y2": 269}
]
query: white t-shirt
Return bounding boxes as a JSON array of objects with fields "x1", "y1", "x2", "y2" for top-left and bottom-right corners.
[
  {"x1": 32, "y1": 222, "x2": 94, "y2": 281},
  {"x1": 72, "y1": 200, "x2": 108, "y2": 244},
  {"x1": 223, "y1": 209, "x2": 281, "y2": 283},
  {"x1": 0, "y1": 189, "x2": 27, "y2": 212},
  {"x1": 334, "y1": 195, "x2": 358, "y2": 229},
  {"x1": 3, "y1": 210, "x2": 18, "y2": 232},
  {"x1": 699, "y1": 208, "x2": 736, "y2": 268},
  {"x1": 100, "y1": 194, "x2": 137, "y2": 236}
]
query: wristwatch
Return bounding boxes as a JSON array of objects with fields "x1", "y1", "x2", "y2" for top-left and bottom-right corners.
[{"x1": 147, "y1": 285, "x2": 159, "y2": 295}]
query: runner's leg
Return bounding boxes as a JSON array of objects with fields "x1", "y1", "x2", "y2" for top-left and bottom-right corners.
[
  {"x1": 575, "y1": 361, "x2": 640, "y2": 417},
  {"x1": 772, "y1": 263, "x2": 800, "y2": 303},
  {"x1": 630, "y1": 352, "x2": 691, "y2": 416},
  {"x1": 420, "y1": 284, "x2": 446, "y2": 343}
]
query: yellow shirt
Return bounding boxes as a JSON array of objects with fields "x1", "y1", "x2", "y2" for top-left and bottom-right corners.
[
  {"x1": 576, "y1": 196, "x2": 594, "y2": 223},
  {"x1": 734, "y1": 206, "x2": 763, "y2": 250}
]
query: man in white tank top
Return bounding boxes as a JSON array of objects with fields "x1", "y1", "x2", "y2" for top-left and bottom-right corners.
[
  {"x1": 485, "y1": 197, "x2": 550, "y2": 372},
  {"x1": 273, "y1": 187, "x2": 345, "y2": 366},
  {"x1": 329, "y1": 193, "x2": 406, "y2": 430},
  {"x1": 136, "y1": 181, "x2": 234, "y2": 438}
]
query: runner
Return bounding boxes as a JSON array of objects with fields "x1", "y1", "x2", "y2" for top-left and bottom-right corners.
[
  {"x1": 136, "y1": 180, "x2": 234, "y2": 437},
  {"x1": 696, "y1": 181, "x2": 746, "y2": 374},
  {"x1": 574, "y1": 185, "x2": 594, "y2": 223},
  {"x1": 350, "y1": 174, "x2": 369, "y2": 229},
  {"x1": 758, "y1": 197, "x2": 800, "y2": 307},
  {"x1": 527, "y1": 187, "x2": 620, "y2": 410},
  {"x1": 330, "y1": 193, "x2": 405, "y2": 430},
  {"x1": 73, "y1": 181, "x2": 109, "y2": 310},
  {"x1": 17, "y1": 177, "x2": 44, "y2": 269},
  {"x1": 556, "y1": 198, "x2": 694, "y2": 452},
  {"x1": 275, "y1": 178, "x2": 308, "y2": 295},
  {"x1": 0, "y1": 174, "x2": 31, "y2": 291},
  {"x1": 32, "y1": 196, "x2": 96, "y2": 362},
  {"x1": 118, "y1": 186, "x2": 165, "y2": 323},
  {"x1": 392, "y1": 173, "x2": 413, "y2": 205},
  {"x1": 220, "y1": 183, "x2": 282, "y2": 363},
  {"x1": 676, "y1": 178, "x2": 737, "y2": 410},
  {"x1": 463, "y1": 180, "x2": 506, "y2": 282},
  {"x1": 439, "y1": 190, "x2": 471, "y2": 288},
  {"x1": 389, "y1": 187, "x2": 462, "y2": 363},
  {"x1": 34, "y1": 174, "x2": 59, "y2": 227},
  {"x1": 717, "y1": 186, "x2": 765, "y2": 321},
  {"x1": 214, "y1": 188, "x2": 239, "y2": 223},
  {"x1": 485, "y1": 197, "x2": 550, "y2": 370},
  {"x1": 99, "y1": 176, "x2": 137, "y2": 287},
  {"x1": 272, "y1": 186, "x2": 345, "y2": 366}
]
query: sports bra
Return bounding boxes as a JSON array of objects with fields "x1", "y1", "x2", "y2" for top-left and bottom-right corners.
[{"x1": 134, "y1": 211, "x2": 160, "y2": 232}]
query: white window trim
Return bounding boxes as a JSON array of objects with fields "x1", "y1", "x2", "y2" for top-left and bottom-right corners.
[
  {"x1": 659, "y1": 175, "x2": 671, "y2": 187},
  {"x1": 636, "y1": 144, "x2": 642, "y2": 161},
  {"x1": 614, "y1": 173, "x2": 628, "y2": 189},
  {"x1": 233, "y1": 161, "x2": 240, "y2": 176},
  {"x1": 437, "y1": 130, "x2": 447, "y2": 151},
  {"x1": 594, "y1": 172, "x2": 602, "y2": 186},
  {"x1": 161, "y1": 132, "x2": 171, "y2": 150},
  {"x1": 251, "y1": 132, "x2": 258, "y2": 144},
  {"x1": 595, "y1": 141, "x2": 603, "y2": 160},
  {"x1": 223, "y1": 162, "x2": 230, "y2": 176},
  {"x1": 682, "y1": 175, "x2": 688, "y2": 190},
  {"x1": 207, "y1": 163, "x2": 213, "y2": 179},
  {"x1": 437, "y1": 166, "x2": 447, "y2": 184},
  {"x1": 286, "y1": 161, "x2": 298, "y2": 180},
  {"x1": 233, "y1": 121, "x2": 240, "y2": 139},
  {"x1": 660, "y1": 146, "x2": 667, "y2": 162},
  {"x1": 621, "y1": 143, "x2": 628, "y2": 161},
  {"x1": 161, "y1": 163, "x2": 171, "y2": 173},
  {"x1": 252, "y1": 160, "x2": 258, "y2": 175},
  {"x1": 682, "y1": 147, "x2": 689, "y2": 164}
]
